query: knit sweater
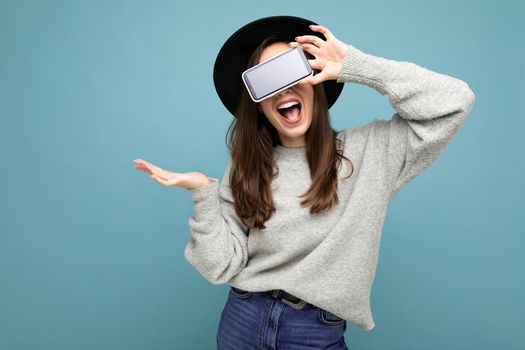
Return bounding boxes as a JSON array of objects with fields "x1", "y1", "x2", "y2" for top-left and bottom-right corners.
[{"x1": 184, "y1": 43, "x2": 475, "y2": 331}]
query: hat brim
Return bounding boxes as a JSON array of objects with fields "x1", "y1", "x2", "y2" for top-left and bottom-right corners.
[{"x1": 213, "y1": 15, "x2": 344, "y2": 117}]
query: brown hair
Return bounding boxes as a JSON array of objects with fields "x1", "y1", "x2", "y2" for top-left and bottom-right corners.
[{"x1": 225, "y1": 34, "x2": 354, "y2": 230}]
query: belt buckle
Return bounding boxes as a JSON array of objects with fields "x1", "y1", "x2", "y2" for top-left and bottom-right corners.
[
  {"x1": 271, "y1": 290, "x2": 307, "y2": 310},
  {"x1": 282, "y1": 298, "x2": 307, "y2": 310}
]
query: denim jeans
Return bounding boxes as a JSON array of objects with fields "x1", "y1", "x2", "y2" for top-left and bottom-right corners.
[{"x1": 217, "y1": 286, "x2": 349, "y2": 349}]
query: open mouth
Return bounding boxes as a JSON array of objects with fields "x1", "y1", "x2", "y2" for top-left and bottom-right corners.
[{"x1": 277, "y1": 102, "x2": 302, "y2": 124}]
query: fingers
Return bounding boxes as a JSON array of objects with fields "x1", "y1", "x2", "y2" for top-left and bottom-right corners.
[
  {"x1": 142, "y1": 160, "x2": 163, "y2": 172},
  {"x1": 295, "y1": 23, "x2": 335, "y2": 49},
  {"x1": 133, "y1": 159, "x2": 163, "y2": 175},
  {"x1": 299, "y1": 76, "x2": 312, "y2": 85},
  {"x1": 136, "y1": 159, "x2": 157, "y2": 171},
  {"x1": 309, "y1": 24, "x2": 334, "y2": 40},
  {"x1": 134, "y1": 159, "x2": 149, "y2": 169},
  {"x1": 295, "y1": 35, "x2": 324, "y2": 48},
  {"x1": 133, "y1": 159, "x2": 151, "y2": 174},
  {"x1": 134, "y1": 165, "x2": 150, "y2": 174},
  {"x1": 134, "y1": 158, "x2": 179, "y2": 187},
  {"x1": 308, "y1": 59, "x2": 322, "y2": 70},
  {"x1": 299, "y1": 42, "x2": 320, "y2": 57},
  {"x1": 300, "y1": 70, "x2": 327, "y2": 86},
  {"x1": 150, "y1": 174, "x2": 170, "y2": 186},
  {"x1": 133, "y1": 159, "x2": 169, "y2": 180}
]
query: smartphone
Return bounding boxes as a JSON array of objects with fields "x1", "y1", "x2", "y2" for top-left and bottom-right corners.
[{"x1": 241, "y1": 46, "x2": 313, "y2": 103}]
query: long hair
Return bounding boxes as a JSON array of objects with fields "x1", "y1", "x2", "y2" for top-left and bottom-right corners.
[{"x1": 225, "y1": 34, "x2": 354, "y2": 230}]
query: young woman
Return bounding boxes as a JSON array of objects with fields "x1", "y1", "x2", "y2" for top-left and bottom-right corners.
[{"x1": 134, "y1": 16, "x2": 475, "y2": 350}]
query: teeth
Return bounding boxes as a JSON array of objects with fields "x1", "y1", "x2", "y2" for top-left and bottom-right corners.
[{"x1": 277, "y1": 101, "x2": 300, "y2": 110}]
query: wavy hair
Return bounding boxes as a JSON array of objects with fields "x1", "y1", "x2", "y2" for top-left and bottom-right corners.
[{"x1": 225, "y1": 34, "x2": 354, "y2": 230}]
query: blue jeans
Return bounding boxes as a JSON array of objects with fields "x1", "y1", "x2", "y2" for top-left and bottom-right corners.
[{"x1": 217, "y1": 286, "x2": 349, "y2": 349}]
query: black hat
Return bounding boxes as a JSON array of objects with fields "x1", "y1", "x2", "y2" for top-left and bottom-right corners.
[{"x1": 213, "y1": 15, "x2": 345, "y2": 117}]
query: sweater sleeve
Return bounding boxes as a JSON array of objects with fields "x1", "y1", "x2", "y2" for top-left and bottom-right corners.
[
  {"x1": 336, "y1": 44, "x2": 475, "y2": 199},
  {"x1": 184, "y1": 159, "x2": 249, "y2": 284}
]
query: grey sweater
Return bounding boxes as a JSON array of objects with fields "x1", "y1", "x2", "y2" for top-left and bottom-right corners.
[{"x1": 184, "y1": 43, "x2": 475, "y2": 331}]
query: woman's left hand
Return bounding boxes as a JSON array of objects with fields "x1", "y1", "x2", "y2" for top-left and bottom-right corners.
[{"x1": 290, "y1": 24, "x2": 348, "y2": 85}]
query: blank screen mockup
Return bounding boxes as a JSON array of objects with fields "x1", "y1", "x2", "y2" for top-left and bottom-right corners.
[{"x1": 244, "y1": 48, "x2": 310, "y2": 100}]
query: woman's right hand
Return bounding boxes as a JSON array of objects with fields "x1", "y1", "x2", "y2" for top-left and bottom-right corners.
[{"x1": 133, "y1": 158, "x2": 213, "y2": 190}]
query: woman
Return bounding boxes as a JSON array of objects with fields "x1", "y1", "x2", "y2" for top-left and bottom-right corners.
[{"x1": 134, "y1": 16, "x2": 475, "y2": 350}]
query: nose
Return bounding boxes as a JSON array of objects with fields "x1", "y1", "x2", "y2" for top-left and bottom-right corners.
[{"x1": 276, "y1": 88, "x2": 292, "y2": 98}]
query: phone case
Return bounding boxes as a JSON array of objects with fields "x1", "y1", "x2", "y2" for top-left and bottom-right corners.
[{"x1": 241, "y1": 46, "x2": 314, "y2": 103}]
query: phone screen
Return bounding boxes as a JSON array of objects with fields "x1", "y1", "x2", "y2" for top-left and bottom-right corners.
[{"x1": 242, "y1": 47, "x2": 313, "y2": 102}]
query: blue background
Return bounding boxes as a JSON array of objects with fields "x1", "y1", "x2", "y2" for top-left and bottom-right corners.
[{"x1": 1, "y1": 0, "x2": 523, "y2": 349}]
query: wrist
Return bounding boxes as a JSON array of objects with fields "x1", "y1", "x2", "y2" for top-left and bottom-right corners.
[
  {"x1": 337, "y1": 43, "x2": 349, "y2": 64},
  {"x1": 188, "y1": 177, "x2": 215, "y2": 190}
]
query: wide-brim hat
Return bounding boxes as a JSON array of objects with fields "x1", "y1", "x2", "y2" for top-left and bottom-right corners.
[{"x1": 213, "y1": 15, "x2": 345, "y2": 117}]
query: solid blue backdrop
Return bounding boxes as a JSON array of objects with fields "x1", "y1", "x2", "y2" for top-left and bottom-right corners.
[{"x1": 1, "y1": 0, "x2": 523, "y2": 349}]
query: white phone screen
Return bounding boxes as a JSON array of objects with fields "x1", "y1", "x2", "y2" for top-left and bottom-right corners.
[{"x1": 242, "y1": 47, "x2": 312, "y2": 102}]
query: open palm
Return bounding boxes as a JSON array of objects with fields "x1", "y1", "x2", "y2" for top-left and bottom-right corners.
[{"x1": 133, "y1": 158, "x2": 212, "y2": 190}]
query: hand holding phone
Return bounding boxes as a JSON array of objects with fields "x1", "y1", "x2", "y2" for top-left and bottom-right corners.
[{"x1": 293, "y1": 24, "x2": 348, "y2": 86}]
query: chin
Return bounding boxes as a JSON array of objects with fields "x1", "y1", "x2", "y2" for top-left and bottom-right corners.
[
  {"x1": 278, "y1": 127, "x2": 307, "y2": 137},
  {"x1": 277, "y1": 120, "x2": 311, "y2": 138}
]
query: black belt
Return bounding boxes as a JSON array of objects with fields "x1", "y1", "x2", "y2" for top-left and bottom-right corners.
[{"x1": 267, "y1": 289, "x2": 309, "y2": 310}]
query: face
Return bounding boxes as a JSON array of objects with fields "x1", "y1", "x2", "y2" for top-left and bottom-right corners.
[{"x1": 257, "y1": 42, "x2": 314, "y2": 148}]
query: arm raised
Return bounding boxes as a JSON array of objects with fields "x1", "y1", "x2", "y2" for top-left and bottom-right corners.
[{"x1": 336, "y1": 44, "x2": 475, "y2": 198}]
